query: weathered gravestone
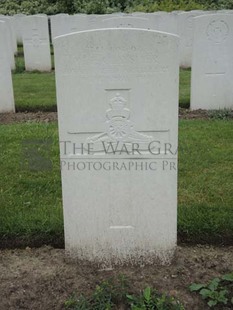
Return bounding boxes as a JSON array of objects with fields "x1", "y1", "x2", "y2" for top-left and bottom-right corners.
[
  {"x1": 157, "y1": 12, "x2": 178, "y2": 34},
  {"x1": 0, "y1": 16, "x2": 17, "y2": 55},
  {"x1": 51, "y1": 13, "x2": 178, "y2": 38},
  {"x1": 99, "y1": 13, "x2": 178, "y2": 34},
  {"x1": 68, "y1": 14, "x2": 89, "y2": 32},
  {"x1": 50, "y1": 14, "x2": 69, "y2": 43},
  {"x1": 178, "y1": 11, "x2": 204, "y2": 67},
  {"x1": 51, "y1": 14, "x2": 92, "y2": 42},
  {"x1": 220, "y1": 10, "x2": 233, "y2": 14},
  {"x1": 191, "y1": 14, "x2": 233, "y2": 110},
  {"x1": 35, "y1": 14, "x2": 48, "y2": 18},
  {"x1": 98, "y1": 13, "x2": 180, "y2": 31},
  {"x1": 0, "y1": 16, "x2": 15, "y2": 69},
  {"x1": 54, "y1": 28, "x2": 179, "y2": 266},
  {"x1": 85, "y1": 14, "x2": 109, "y2": 30},
  {"x1": 0, "y1": 21, "x2": 15, "y2": 113},
  {"x1": 13, "y1": 14, "x2": 26, "y2": 44},
  {"x1": 22, "y1": 16, "x2": 51, "y2": 71},
  {"x1": 100, "y1": 15, "x2": 152, "y2": 29}
]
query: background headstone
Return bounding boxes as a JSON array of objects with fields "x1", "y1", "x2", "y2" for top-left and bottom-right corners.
[
  {"x1": 51, "y1": 13, "x2": 179, "y2": 39},
  {"x1": 54, "y1": 28, "x2": 179, "y2": 266},
  {"x1": 178, "y1": 11, "x2": 204, "y2": 67},
  {"x1": 50, "y1": 14, "x2": 69, "y2": 43},
  {"x1": 157, "y1": 12, "x2": 178, "y2": 34},
  {"x1": 68, "y1": 14, "x2": 89, "y2": 32},
  {"x1": 13, "y1": 13, "x2": 26, "y2": 44},
  {"x1": 0, "y1": 15, "x2": 17, "y2": 55},
  {"x1": 191, "y1": 14, "x2": 233, "y2": 109},
  {"x1": 0, "y1": 16, "x2": 15, "y2": 70},
  {"x1": 0, "y1": 21, "x2": 15, "y2": 113},
  {"x1": 22, "y1": 15, "x2": 51, "y2": 71},
  {"x1": 100, "y1": 15, "x2": 152, "y2": 29}
]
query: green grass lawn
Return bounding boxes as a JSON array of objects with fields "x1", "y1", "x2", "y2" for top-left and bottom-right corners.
[
  {"x1": 12, "y1": 52, "x2": 191, "y2": 111},
  {"x1": 0, "y1": 120, "x2": 232, "y2": 247},
  {"x1": 179, "y1": 68, "x2": 191, "y2": 109},
  {"x1": 0, "y1": 122, "x2": 63, "y2": 247},
  {"x1": 13, "y1": 48, "x2": 56, "y2": 112},
  {"x1": 178, "y1": 120, "x2": 233, "y2": 244},
  {"x1": 13, "y1": 73, "x2": 57, "y2": 112}
]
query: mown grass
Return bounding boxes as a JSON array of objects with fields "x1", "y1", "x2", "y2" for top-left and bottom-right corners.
[
  {"x1": 178, "y1": 120, "x2": 233, "y2": 244},
  {"x1": 179, "y1": 68, "x2": 191, "y2": 109},
  {"x1": 0, "y1": 122, "x2": 63, "y2": 247},
  {"x1": 12, "y1": 51, "x2": 190, "y2": 111},
  {"x1": 13, "y1": 73, "x2": 57, "y2": 112},
  {"x1": 0, "y1": 120, "x2": 232, "y2": 247},
  {"x1": 13, "y1": 47, "x2": 56, "y2": 112}
]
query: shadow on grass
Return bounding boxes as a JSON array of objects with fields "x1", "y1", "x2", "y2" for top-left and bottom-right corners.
[
  {"x1": 179, "y1": 100, "x2": 190, "y2": 109},
  {"x1": 0, "y1": 233, "x2": 64, "y2": 249},
  {"x1": 1, "y1": 231, "x2": 232, "y2": 250},
  {"x1": 178, "y1": 203, "x2": 233, "y2": 246},
  {"x1": 16, "y1": 104, "x2": 57, "y2": 113}
]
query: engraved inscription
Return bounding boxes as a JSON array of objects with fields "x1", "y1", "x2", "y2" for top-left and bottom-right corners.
[
  {"x1": 207, "y1": 20, "x2": 229, "y2": 43},
  {"x1": 57, "y1": 49, "x2": 166, "y2": 77},
  {"x1": 55, "y1": 33, "x2": 170, "y2": 76}
]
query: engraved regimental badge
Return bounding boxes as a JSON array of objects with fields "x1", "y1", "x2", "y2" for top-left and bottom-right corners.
[{"x1": 87, "y1": 93, "x2": 153, "y2": 145}]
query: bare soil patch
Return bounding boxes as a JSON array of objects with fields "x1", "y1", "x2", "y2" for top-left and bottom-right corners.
[
  {"x1": 0, "y1": 245, "x2": 232, "y2": 310},
  {"x1": 179, "y1": 108, "x2": 210, "y2": 119},
  {"x1": 0, "y1": 112, "x2": 58, "y2": 125}
]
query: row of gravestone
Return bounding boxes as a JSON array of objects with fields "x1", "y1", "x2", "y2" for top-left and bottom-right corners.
[
  {"x1": 50, "y1": 10, "x2": 233, "y2": 69},
  {"x1": 1, "y1": 10, "x2": 233, "y2": 69},
  {"x1": 0, "y1": 12, "x2": 233, "y2": 113},
  {"x1": 0, "y1": 22, "x2": 232, "y2": 267}
]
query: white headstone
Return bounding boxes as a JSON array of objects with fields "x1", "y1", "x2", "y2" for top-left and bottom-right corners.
[
  {"x1": 219, "y1": 10, "x2": 233, "y2": 14},
  {"x1": 0, "y1": 17, "x2": 15, "y2": 70},
  {"x1": 88, "y1": 13, "x2": 162, "y2": 30},
  {"x1": 100, "y1": 15, "x2": 152, "y2": 28},
  {"x1": 99, "y1": 13, "x2": 178, "y2": 34},
  {"x1": 51, "y1": 14, "x2": 92, "y2": 41},
  {"x1": 172, "y1": 11, "x2": 184, "y2": 14},
  {"x1": 132, "y1": 12, "x2": 148, "y2": 16},
  {"x1": 85, "y1": 14, "x2": 107, "y2": 30},
  {"x1": 0, "y1": 16, "x2": 17, "y2": 54},
  {"x1": 35, "y1": 14, "x2": 48, "y2": 17},
  {"x1": 22, "y1": 16, "x2": 51, "y2": 71},
  {"x1": 54, "y1": 28, "x2": 179, "y2": 266},
  {"x1": 13, "y1": 13, "x2": 26, "y2": 44},
  {"x1": 191, "y1": 14, "x2": 233, "y2": 110},
  {"x1": 9, "y1": 16, "x2": 18, "y2": 54},
  {"x1": 178, "y1": 11, "x2": 204, "y2": 67},
  {"x1": 51, "y1": 13, "x2": 178, "y2": 38},
  {"x1": 68, "y1": 14, "x2": 89, "y2": 32},
  {"x1": 157, "y1": 12, "x2": 178, "y2": 34},
  {"x1": 0, "y1": 21, "x2": 15, "y2": 113},
  {"x1": 50, "y1": 14, "x2": 69, "y2": 43}
]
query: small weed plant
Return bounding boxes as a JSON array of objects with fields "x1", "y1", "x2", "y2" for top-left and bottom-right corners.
[
  {"x1": 189, "y1": 273, "x2": 233, "y2": 308},
  {"x1": 65, "y1": 276, "x2": 184, "y2": 309},
  {"x1": 127, "y1": 286, "x2": 185, "y2": 310},
  {"x1": 208, "y1": 109, "x2": 233, "y2": 120}
]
